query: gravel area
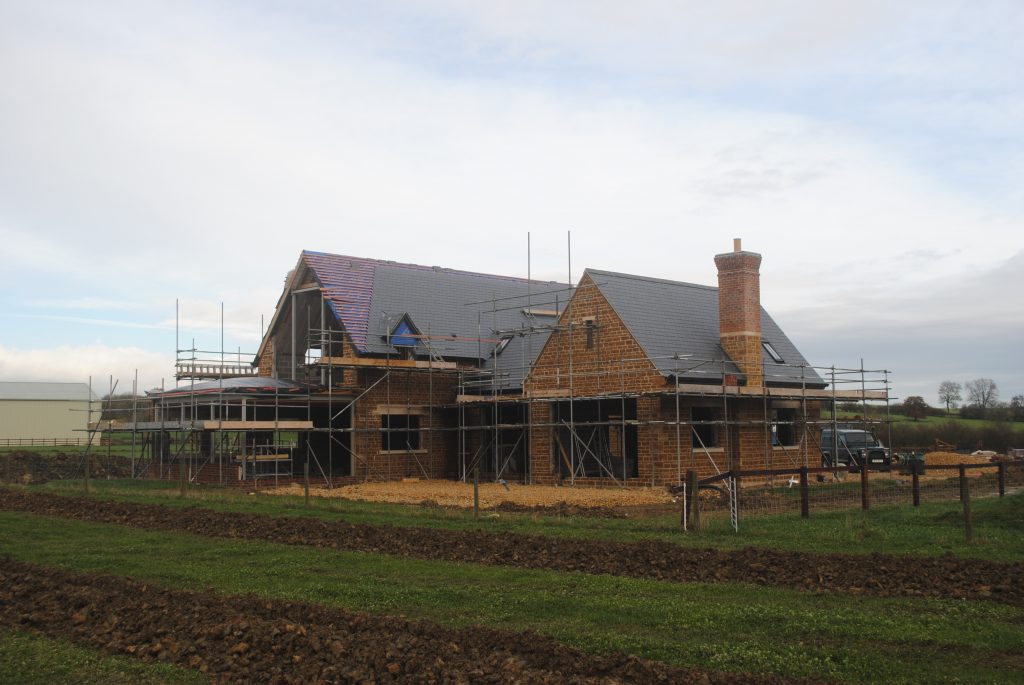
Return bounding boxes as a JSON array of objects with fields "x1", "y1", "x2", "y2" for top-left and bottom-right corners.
[{"x1": 269, "y1": 479, "x2": 674, "y2": 511}]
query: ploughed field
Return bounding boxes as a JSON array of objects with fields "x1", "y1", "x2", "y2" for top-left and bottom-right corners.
[
  {"x1": 2, "y1": 489, "x2": 1021, "y2": 606},
  {"x1": 2, "y1": 483, "x2": 1023, "y2": 684},
  {"x1": 0, "y1": 558, "x2": 816, "y2": 685}
]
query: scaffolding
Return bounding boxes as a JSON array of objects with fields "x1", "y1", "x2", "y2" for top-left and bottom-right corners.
[
  {"x1": 84, "y1": 249, "x2": 894, "y2": 491},
  {"x1": 85, "y1": 323, "x2": 892, "y2": 493}
]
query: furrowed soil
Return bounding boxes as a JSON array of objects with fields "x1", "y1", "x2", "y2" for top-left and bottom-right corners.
[
  {"x1": 2, "y1": 489, "x2": 1020, "y2": 606},
  {"x1": 0, "y1": 558, "x2": 822, "y2": 685}
]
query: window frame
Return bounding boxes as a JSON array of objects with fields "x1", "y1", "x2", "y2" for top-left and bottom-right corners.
[
  {"x1": 772, "y1": 407, "x2": 798, "y2": 447},
  {"x1": 762, "y1": 340, "x2": 784, "y2": 363},
  {"x1": 380, "y1": 414, "x2": 422, "y2": 452},
  {"x1": 690, "y1": 406, "x2": 718, "y2": 448}
]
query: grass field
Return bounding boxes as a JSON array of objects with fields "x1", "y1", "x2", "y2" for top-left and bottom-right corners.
[
  {"x1": 829, "y1": 408, "x2": 1024, "y2": 431},
  {"x1": 32, "y1": 478, "x2": 1024, "y2": 562},
  {"x1": 2, "y1": 509, "x2": 1022, "y2": 683},
  {"x1": 0, "y1": 629, "x2": 205, "y2": 684},
  {"x1": 3, "y1": 481, "x2": 1023, "y2": 683}
]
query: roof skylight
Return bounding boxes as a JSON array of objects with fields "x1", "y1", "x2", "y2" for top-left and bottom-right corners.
[{"x1": 762, "y1": 340, "x2": 784, "y2": 363}]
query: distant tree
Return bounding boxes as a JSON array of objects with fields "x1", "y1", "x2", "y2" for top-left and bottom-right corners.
[
  {"x1": 1011, "y1": 395, "x2": 1024, "y2": 422},
  {"x1": 99, "y1": 392, "x2": 151, "y2": 421},
  {"x1": 902, "y1": 396, "x2": 929, "y2": 421},
  {"x1": 988, "y1": 401, "x2": 1012, "y2": 423},
  {"x1": 937, "y1": 381, "x2": 962, "y2": 414},
  {"x1": 965, "y1": 378, "x2": 999, "y2": 417}
]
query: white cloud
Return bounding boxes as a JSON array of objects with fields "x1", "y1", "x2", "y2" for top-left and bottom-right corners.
[
  {"x1": 17, "y1": 314, "x2": 164, "y2": 331},
  {"x1": 776, "y1": 251, "x2": 1024, "y2": 402},
  {"x1": 415, "y1": 0, "x2": 902, "y2": 77},
  {"x1": 0, "y1": 344, "x2": 174, "y2": 392},
  {"x1": 157, "y1": 298, "x2": 269, "y2": 345},
  {"x1": 1, "y1": 1, "x2": 1019, "y2": 298},
  {"x1": 0, "y1": 1, "x2": 1021, "y2": 408},
  {"x1": 31, "y1": 297, "x2": 143, "y2": 311}
]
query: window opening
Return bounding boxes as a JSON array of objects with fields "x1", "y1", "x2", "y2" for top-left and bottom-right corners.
[
  {"x1": 772, "y1": 408, "x2": 797, "y2": 446},
  {"x1": 381, "y1": 414, "x2": 421, "y2": 451},
  {"x1": 691, "y1": 407, "x2": 717, "y2": 448}
]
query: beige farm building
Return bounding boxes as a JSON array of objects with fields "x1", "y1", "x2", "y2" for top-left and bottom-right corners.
[{"x1": 0, "y1": 382, "x2": 97, "y2": 443}]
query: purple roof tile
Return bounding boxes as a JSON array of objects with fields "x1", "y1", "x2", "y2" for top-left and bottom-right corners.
[{"x1": 300, "y1": 251, "x2": 537, "y2": 353}]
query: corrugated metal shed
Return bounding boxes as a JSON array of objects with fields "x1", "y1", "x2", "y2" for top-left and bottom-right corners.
[{"x1": 0, "y1": 382, "x2": 96, "y2": 441}]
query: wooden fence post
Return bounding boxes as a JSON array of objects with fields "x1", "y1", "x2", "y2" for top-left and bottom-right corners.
[
  {"x1": 961, "y1": 469, "x2": 973, "y2": 543},
  {"x1": 799, "y1": 466, "x2": 809, "y2": 518},
  {"x1": 997, "y1": 462, "x2": 1006, "y2": 498},
  {"x1": 179, "y1": 456, "x2": 186, "y2": 498},
  {"x1": 911, "y1": 461, "x2": 921, "y2": 507},
  {"x1": 860, "y1": 464, "x2": 870, "y2": 511},
  {"x1": 304, "y1": 460, "x2": 310, "y2": 508},
  {"x1": 687, "y1": 469, "x2": 700, "y2": 531},
  {"x1": 473, "y1": 463, "x2": 480, "y2": 518}
]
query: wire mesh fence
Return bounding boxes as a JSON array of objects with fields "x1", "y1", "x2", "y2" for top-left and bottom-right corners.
[
  {"x1": 679, "y1": 460, "x2": 1023, "y2": 532},
  {"x1": 0, "y1": 430, "x2": 266, "y2": 490},
  {"x1": 0, "y1": 437, "x2": 113, "y2": 447}
]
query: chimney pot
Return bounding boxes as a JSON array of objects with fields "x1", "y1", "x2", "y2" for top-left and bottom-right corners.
[{"x1": 733, "y1": 238, "x2": 742, "y2": 252}]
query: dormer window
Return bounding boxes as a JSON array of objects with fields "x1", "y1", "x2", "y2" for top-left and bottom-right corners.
[
  {"x1": 390, "y1": 318, "x2": 418, "y2": 347},
  {"x1": 762, "y1": 340, "x2": 784, "y2": 363}
]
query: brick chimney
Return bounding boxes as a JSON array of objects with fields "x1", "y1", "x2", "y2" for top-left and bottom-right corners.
[{"x1": 714, "y1": 238, "x2": 763, "y2": 388}]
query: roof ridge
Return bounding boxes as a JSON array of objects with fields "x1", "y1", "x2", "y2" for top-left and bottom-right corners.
[
  {"x1": 302, "y1": 250, "x2": 558, "y2": 286},
  {"x1": 585, "y1": 268, "x2": 718, "y2": 292},
  {"x1": 0, "y1": 381, "x2": 90, "y2": 385}
]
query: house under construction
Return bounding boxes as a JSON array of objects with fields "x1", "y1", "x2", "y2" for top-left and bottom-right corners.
[{"x1": 130, "y1": 239, "x2": 889, "y2": 487}]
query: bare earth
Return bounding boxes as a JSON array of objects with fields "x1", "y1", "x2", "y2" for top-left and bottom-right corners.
[{"x1": 269, "y1": 479, "x2": 674, "y2": 509}]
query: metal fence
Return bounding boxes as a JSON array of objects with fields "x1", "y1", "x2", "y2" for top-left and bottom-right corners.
[
  {"x1": 676, "y1": 460, "x2": 1023, "y2": 532},
  {"x1": 0, "y1": 437, "x2": 112, "y2": 447}
]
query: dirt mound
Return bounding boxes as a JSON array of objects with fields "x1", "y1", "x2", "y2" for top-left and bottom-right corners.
[
  {"x1": 924, "y1": 451, "x2": 984, "y2": 465},
  {"x1": 1, "y1": 451, "x2": 134, "y2": 484},
  {"x1": 0, "y1": 558, "x2": 819, "y2": 684},
  {"x1": 2, "y1": 489, "x2": 1021, "y2": 606}
]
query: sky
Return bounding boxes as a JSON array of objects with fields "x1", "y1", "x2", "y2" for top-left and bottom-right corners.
[{"x1": 1, "y1": 0, "x2": 1021, "y2": 405}]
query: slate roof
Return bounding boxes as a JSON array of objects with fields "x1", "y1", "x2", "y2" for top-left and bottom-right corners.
[
  {"x1": 301, "y1": 251, "x2": 567, "y2": 390},
  {"x1": 586, "y1": 269, "x2": 824, "y2": 387},
  {"x1": 284, "y1": 251, "x2": 821, "y2": 391},
  {"x1": 0, "y1": 382, "x2": 98, "y2": 401}
]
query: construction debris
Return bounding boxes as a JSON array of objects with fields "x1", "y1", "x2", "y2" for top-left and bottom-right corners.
[{"x1": 924, "y1": 451, "x2": 989, "y2": 465}]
